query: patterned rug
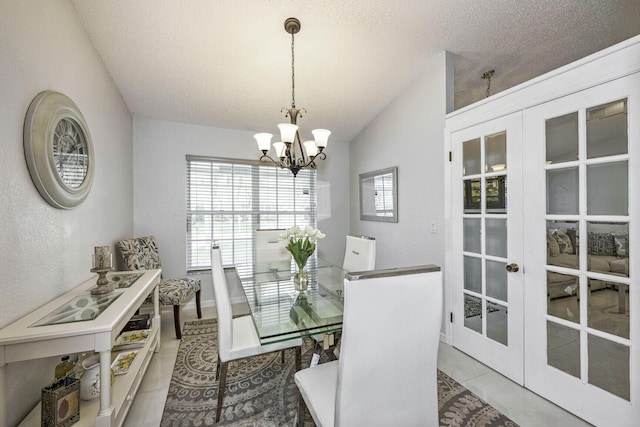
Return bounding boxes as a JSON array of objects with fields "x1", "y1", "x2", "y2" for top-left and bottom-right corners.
[{"x1": 161, "y1": 319, "x2": 518, "y2": 426}]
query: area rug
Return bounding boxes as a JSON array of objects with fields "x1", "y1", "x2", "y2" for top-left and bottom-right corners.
[{"x1": 161, "y1": 319, "x2": 518, "y2": 426}]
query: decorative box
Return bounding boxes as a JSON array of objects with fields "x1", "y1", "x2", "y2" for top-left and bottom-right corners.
[
  {"x1": 121, "y1": 313, "x2": 151, "y2": 333},
  {"x1": 41, "y1": 377, "x2": 80, "y2": 427}
]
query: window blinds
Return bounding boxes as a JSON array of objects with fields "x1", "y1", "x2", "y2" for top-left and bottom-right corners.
[{"x1": 186, "y1": 156, "x2": 317, "y2": 276}]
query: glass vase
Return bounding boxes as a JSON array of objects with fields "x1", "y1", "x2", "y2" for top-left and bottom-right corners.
[{"x1": 293, "y1": 265, "x2": 309, "y2": 291}]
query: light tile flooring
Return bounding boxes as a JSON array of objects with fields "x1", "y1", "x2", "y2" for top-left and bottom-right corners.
[{"x1": 124, "y1": 305, "x2": 591, "y2": 427}]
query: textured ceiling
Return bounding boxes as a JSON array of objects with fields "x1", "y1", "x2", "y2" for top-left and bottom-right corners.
[{"x1": 71, "y1": 0, "x2": 640, "y2": 143}]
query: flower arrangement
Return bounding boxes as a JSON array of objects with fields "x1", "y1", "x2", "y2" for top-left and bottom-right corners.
[{"x1": 280, "y1": 225, "x2": 326, "y2": 271}]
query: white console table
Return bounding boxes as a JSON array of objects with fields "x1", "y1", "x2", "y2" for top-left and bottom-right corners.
[{"x1": 0, "y1": 269, "x2": 161, "y2": 427}]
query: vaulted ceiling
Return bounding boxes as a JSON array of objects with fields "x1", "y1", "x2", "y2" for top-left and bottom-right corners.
[{"x1": 72, "y1": 0, "x2": 640, "y2": 143}]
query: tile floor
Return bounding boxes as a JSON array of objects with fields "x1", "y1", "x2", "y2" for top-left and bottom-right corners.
[{"x1": 124, "y1": 305, "x2": 591, "y2": 427}]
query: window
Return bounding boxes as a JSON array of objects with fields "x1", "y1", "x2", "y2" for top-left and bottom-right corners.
[{"x1": 186, "y1": 156, "x2": 316, "y2": 276}]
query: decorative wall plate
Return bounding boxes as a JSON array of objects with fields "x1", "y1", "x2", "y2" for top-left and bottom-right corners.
[{"x1": 23, "y1": 90, "x2": 94, "y2": 209}]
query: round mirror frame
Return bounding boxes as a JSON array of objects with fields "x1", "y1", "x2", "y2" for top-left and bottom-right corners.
[{"x1": 24, "y1": 90, "x2": 94, "y2": 209}]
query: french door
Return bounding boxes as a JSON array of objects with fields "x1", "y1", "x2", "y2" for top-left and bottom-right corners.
[
  {"x1": 523, "y1": 75, "x2": 638, "y2": 426},
  {"x1": 450, "y1": 112, "x2": 524, "y2": 385},
  {"x1": 451, "y1": 73, "x2": 638, "y2": 426}
]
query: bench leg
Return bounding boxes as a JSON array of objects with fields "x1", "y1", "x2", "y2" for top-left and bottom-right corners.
[
  {"x1": 196, "y1": 289, "x2": 202, "y2": 319},
  {"x1": 173, "y1": 305, "x2": 182, "y2": 339}
]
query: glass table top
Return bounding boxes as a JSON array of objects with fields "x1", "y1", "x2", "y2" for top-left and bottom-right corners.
[
  {"x1": 236, "y1": 258, "x2": 345, "y2": 344},
  {"x1": 31, "y1": 291, "x2": 123, "y2": 327}
]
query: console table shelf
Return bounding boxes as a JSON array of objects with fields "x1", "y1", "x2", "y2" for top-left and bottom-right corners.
[{"x1": 0, "y1": 269, "x2": 161, "y2": 427}]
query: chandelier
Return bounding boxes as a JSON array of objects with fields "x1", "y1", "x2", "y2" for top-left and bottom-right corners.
[{"x1": 254, "y1": 17, "x2": 330, "y2": 177}]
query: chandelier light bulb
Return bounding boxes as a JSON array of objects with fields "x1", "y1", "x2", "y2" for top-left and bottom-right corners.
[
  {"x1": 254, "y1": 133, "x2": 273, "y2": 152},
  {"x1": 273, "y1": 141, "x2": 287, "y2": 159},
  {"x1": 303, "y1": 140, "x2": 318, "y2": 157},
  {"x1": 312, "y1": 129, "x2": 331, "y2": 150},
  {"x1": 278, "y1": 123, "x2": 298, "y2": 144}
]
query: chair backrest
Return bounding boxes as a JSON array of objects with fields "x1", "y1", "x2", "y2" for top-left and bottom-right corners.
[
  {"x1": 255, "y1": 229, "x2": 290, "y2": 271},
  {"x1": 211, "y1": 245, "x2": 233, "y2": 361},
  {"x1": 335, "y1": 266, "x2": 443, "y2": 426},
  {"x1": 342, "y1": 234, "x2": 376, "y2": 272},
  {"x1": 116, "y1": 236, "x2": 162, "y2": 271}
]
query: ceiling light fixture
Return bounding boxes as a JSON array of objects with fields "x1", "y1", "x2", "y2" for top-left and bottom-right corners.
[
  {"x1": 254, "y1": 17, "x2": 330, "y2": 177},
  {"x1": 481, "y1": 69, "x2": 495, "y2": 98}
]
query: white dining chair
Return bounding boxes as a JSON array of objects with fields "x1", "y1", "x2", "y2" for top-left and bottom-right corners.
[
  {"x1": 211, "y1": 245, "x2": 302, "y2": 423},
  {"x1": 295, "y1": 265, "x2": 443, "y2": 427},
  {"x1": 342, "y1": 234, "x2": 376, "y2": 272},
  {"x1": 312, "y1": 234, "x2": 376, "y2": 357}
]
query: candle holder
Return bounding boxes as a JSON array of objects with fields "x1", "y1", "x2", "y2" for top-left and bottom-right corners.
[
  {"x1": 90, "y1": 267, "x2": 113, "y2": 295},
  {"x1": 91, "y1": 246, "x2": 114, "y2": 295}
]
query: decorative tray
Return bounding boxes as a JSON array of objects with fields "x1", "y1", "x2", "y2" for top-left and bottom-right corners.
[
  {"x1": 113, "y1": 329, "x2": 150, "y2": 350},
  {"x1": 111, "y1": 350, "x2": 138, "y2": 375}
]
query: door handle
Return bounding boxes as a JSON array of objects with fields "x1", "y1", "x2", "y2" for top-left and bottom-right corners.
[{"x1": 506, "y1": 263, "x2": 520, "y2": 273}]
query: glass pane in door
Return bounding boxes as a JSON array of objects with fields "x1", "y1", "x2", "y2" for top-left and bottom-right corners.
[
  {"x1": 486, "y1": 260, "x2": 507, "y2": 301},
  {"x1": 487, "y1": 302, "x2": 508, "y2": 345},
  {"x1": 485, "y1": 132, "x2": 507, "y2": 172},
  {"x1": 587, "y1": 279, "x2": 629, "y2": 339},
  {"x1": 463, "y1": 138, "x2": 481, "y2": 176},
  {"x1": 586, "y1": 99, "x2": 627, "y2": 159},
  {"x1": 464, "y1": 256, "x2": 482, "y2": 293},
  {"x1": 547, "y1": 272, "x2": 579, "y2": 323},
  {"x1": 486, "y1": 218, "x2": 507, "y2": 257},
  {"x1": 587, "y1": 222, "x2": 629, "y2": 277},
  {"x1": 588, "y1": 334, "x2": 630, "y2": 400},
  {"x1": 463, "y1": 218, "x2": 481, "y2": 253},
  {"x1": 463, "y1": 179, "x2": 481, "y2": 213},
  {"x1": 587, "y1": 161, "x2": 628, "y2": 215},
  {"x1": 546, "y1": 112, "x2": 578, "y2": 164},
  {"x1": 464, "y1": 294, "x2": 482, "y2": 333},
  {"x1": 546, "y1": 167, "x2": 579, "y2": 215},
  {"x1": 547, "y1": 321, "x2": 580, "y2": 378},
  {"x1": 486, "y1": 176, "x2": 506, "y2": 213}
]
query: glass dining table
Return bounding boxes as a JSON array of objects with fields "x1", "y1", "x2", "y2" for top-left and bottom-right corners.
[{"x1": 227, "y1": 257, "x2": 346, "y2": 345}]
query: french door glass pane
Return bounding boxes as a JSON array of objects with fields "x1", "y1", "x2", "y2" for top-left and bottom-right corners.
[
  {"x1": 463, "y1": 256, "x2": 482, "y2": 293},
  {"x1": 586, "y1": 99, "x2": 627, "y2": 159},
  {"x1": 486, "y1": 260, "x2": 507, "y2": 301},
  {"x1": 547, "y1": 321, "x2": 580, "y2": 378},
  {"x1": 546, "y1": 167, "x2": 579, "y2": 215},
  {"x1": 587, "y1": 161, "x2": 628, "y2": 215},
  {"x1": 463, "y1": 218, "x2": 481, "y2": 253},
  {"x1": 487, "y1": 302, "x2": 508, "y2": 345},
  {"x1": 464, "y1": 294, "x2": 482, "y2": 333},
  {"x1": 486, "y1": 176, "x2": 506, "y2": 213},
  {"x1": 587, "y1": 279, "x2": 629, "y2": 339},
  {"x1": 588, "y1": 334, "x2": 630, "y2": 400},
  {"x1": 463, "y1": 179, "x2": 481, "y2": 213},
  {"x1": 546, "y1": 112, "x2": 578, "y2": 164},
  {"x1": 546, "y1": 220, "x2": 579, "y2": 269},
  {"x1": 463, "y1": 138, "x2": 481, "y2": 176},
  {"x1": 485, "y1": 132, "x2": 507, "y2": 172},
  {"x1": 587, "y1": 222, "x2": 629, "y2": 277},
  {"x1": 486, "y1": 218, "x2": 507, "y2": 257},
  {"x1": 547, "y1": 272, "x2": 579, "y2": 323}
]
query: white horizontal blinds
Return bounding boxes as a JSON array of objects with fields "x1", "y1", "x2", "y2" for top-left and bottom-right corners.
[{"x1": 186, "y1": 157, "x2": 317, "y2": 277}]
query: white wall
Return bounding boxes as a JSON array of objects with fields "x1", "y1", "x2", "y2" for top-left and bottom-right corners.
[
  {"x1": 0, "y1": 1, "x2": 133, "y2": 423},
  {"x1": 133, "y1": 118, "x2": 350, "y2": 304},
  {"x1": 349, "y1": 51, "x2": 453, "y2": 270}
]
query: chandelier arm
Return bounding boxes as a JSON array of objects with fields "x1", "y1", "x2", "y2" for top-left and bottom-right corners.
[
  {"x1": 259, "y1": 153, "x2": 285, "y2": 168},
  {"x1": 299, "y1": 151, "x2": 326, "y2": 169}
]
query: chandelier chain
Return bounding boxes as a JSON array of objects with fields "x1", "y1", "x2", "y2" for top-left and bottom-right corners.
[{"x1": 291, "y1": 30, "x2": 296, "y2": 108}]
